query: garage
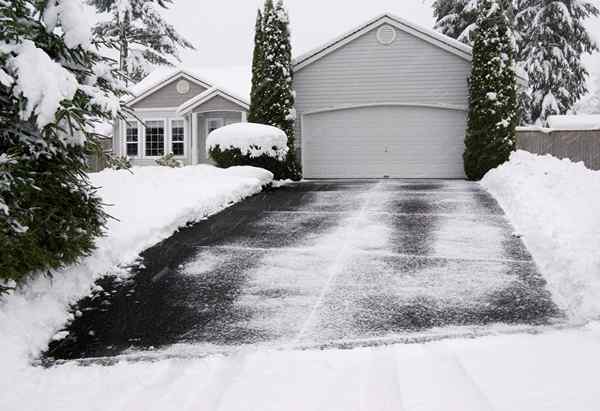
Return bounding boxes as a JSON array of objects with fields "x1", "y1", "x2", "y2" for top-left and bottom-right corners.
[{"x1": 302, "y1": 104, "x2": 467, "y2": 179}]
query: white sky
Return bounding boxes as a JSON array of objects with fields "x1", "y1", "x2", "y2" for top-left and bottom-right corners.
[{"x1": 161, "y1": 0, "x2": 599, "y2": 96}]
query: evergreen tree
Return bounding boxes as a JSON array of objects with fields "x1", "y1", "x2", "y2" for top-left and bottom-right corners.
[
  {"x1": 515, "y1": 0, "x2": 599, "y2": 124},
  {"x1": 90, "y1": 0, "x2": 194, "y2": 84},
  {"x1": 0, "y1": 0, "x2": 126, "y2": 284},
  {"x1": 248, "y1": 9, "x2": 265, "y2": 123},
  {"x1": 249, "y1": 0, "x2": 300, "y2": 179},
  {"x1": 573, "y1": 72, "x2": 600, "y2": 114},
  {"x1": 464, "y1": 0, "x2": 518, "y2": 180},
  {"x1": 433, "y1": 0, "x2": 481, "y2": 44}
]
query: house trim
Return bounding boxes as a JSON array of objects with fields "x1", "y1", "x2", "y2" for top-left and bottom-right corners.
[
  {"x1": 302, "y1": 102, "x2": 469, "y2": 117},
  {"x1": 176, "y1": 88, "x2": 250, "y2": 115},
  {"x1": 293, "y1": 14, "x2": 473, "y2": 72},
  {"x1": 126, "y1": 71, "x2": 212, "y2": 107}
]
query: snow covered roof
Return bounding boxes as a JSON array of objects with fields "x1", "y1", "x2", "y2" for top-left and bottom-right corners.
[
  {"x1": 176, "y1": 87, "x2": 249, "y2": 116},
  {"x1": 293, "y1": 13, "x2": 528, "y2": 86},
  {"x1": 546, "y1": 115, "x2": 600, "y2": 130},
  {"x1": 125, "y1": 66, "x2": 250, "y2": 107}
]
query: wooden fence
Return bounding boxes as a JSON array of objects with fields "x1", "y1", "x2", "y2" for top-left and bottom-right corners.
[
  {"x1": 87, "y1": 137, "x2": 113, "y2": 173},
  {"x1": 516, "y1": 128, "x2": 600, "y2": 170}
]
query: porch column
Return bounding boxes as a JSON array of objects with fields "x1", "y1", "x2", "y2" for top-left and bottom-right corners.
[
  {"x1": 241, "y1": 111, "x2": 247, "y2": 122},
  {"x1": 191, "y1": 112, "x2": 198, "y2": 164}
]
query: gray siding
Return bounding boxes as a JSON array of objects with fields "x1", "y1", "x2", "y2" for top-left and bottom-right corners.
[
  {"x1": 192, "y1": 95, "x2": 247, "y2": 113},
  {"x1": 132, "y1": 76, "x2": 208, "y2": 109},
  {"x1": 293, "y1": 25, "x2": 471, "y2": 156},
  {"x1": 517, "y1": 129, "x2": 600, "y2": 170}
]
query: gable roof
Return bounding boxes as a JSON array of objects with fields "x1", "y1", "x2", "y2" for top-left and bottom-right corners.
[
  {"x1": 125, "y1": 68, "x2": 250, "y2": 108},
  {"x1": 176, "y1": 87, "x2": 249, "y2": 115},
  {"x1": 293, "y1": 13, "x2": 527, "y2": 86},
  {"x1": 293, "y1": 13, "x2": 473, "y2": 72}
]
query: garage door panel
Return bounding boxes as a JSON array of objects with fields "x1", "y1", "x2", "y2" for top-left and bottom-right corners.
[{"x1": 303, "y1": 105, "x2": 466, "y2": 178}]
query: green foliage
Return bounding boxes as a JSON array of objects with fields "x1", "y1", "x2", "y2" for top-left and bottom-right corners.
[
  {"x1": 0, "y1": 0, "x2": 125, "y2": 283},
  {"x1": 90, "y1": 0, "x2": 195, "y2": 84},
  {"x1": 464, "y1": 0, "x2": 518, "y2": 181},
  {"x1": 515, "y1": 0, "x2": 599, "y2": 124},
  {"x1": 106, "y1": 154, "x2": 132, "y2": 170},
  {"x1": 209, "y1": 145, "x2": 286, "y2": 180},
  {"x1": 248, "y1": 0, "x2": 301, "y2": 180},
  {"x1": 155, "y1": 152, "x2": 182, "y2": 168}
]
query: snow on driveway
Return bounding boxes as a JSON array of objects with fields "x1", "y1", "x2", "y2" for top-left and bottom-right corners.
[{"x1": 46, "y1": 180, "x2": 557, "y2": 361}]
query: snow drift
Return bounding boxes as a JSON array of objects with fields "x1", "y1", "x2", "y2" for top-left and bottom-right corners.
[
  {"x1": 206, "y1": 123, "x2": 288, "y2": 160},
  {"x1": 482, "y1": 150, "x2": 600, "y2": 320},
  {"x1": 0, "y1": 165, "x2": 272, "y2": 371}
]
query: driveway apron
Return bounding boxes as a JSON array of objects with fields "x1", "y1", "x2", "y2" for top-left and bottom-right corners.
[{"x1": 46, "y1": 180, "x2": 558, "y2": 361}]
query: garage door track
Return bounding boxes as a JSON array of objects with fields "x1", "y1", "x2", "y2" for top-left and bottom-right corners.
[{"x1": 46, "y1": 180, "x2": 559, "y2": 361}]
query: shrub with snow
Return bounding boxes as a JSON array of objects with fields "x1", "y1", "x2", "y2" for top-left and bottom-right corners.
[
  {"x1": 155, "y1": 153, "x2": 183, "y2": 168},
  {"x1": 482, "y1": 150, "x2": 600, "y2": 320},
  {"x1": 106, "y1": 155, "x2": 132, "y2": 170},
  {"x1": 207, "y1": 123, "x2": 288, "y2": 179}
]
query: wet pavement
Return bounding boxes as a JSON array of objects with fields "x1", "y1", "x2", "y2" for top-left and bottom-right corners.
[{"x1": 45, "y1": 180, "x2": 559, "y2": 361}]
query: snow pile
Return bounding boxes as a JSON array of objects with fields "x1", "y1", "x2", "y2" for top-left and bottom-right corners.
[
  {"x1": 207, "y1": 123, "x2": 289, "y2": 160},
  {"x1": 482, "y1": 151, "x2": 600, "y2": 320},
  {"x1": 43, "y1": 0, "x2": 94, "y2": 49},
  {"x1": 6, "y1": 40, "x2": 78, "y2": 128},
  {"x1": 546, "y1": 114, "x2": 600, "y2": 130},
  {"x1": 0, "y1": 165, "x2": 272, "y2": 371}
]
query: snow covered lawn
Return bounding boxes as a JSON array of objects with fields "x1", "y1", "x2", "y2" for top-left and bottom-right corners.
[
  {"x1": 482, "y1": 150, "x2": 600, "y2": 320},
  {"x1": 0, "y1": 165, "x2": 272, "y2": 373}
]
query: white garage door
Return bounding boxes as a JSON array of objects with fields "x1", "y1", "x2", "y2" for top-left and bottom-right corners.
[{"x1": 302, "y1": 105, "x2": 467, "y2": 178}]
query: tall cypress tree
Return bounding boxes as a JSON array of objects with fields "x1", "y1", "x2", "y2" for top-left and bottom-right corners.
[
  {"x1": 248, "y1": 9, "x2": 265, "y2": 123},
  {"x1": 464, "y1": 0, "x2": 518, "y2": 180},
  {"x1": 249, "y1": 0, "x2": 300, "y2": 179},
  {"x1": 515, "y1": 0, "x2": 599, "y2": 124},
  {"x1": 90, "y1": 0, "x2": 194, "y2": 84}
]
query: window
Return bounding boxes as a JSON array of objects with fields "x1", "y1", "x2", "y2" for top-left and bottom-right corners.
[
  {"x1": 171, "y1": 119, "x2": 185, "y2": 156},
  {"x1": 125, "y1": 121, "x2": 138, "y2": 157},
  {"x1": 207, "y1": 118, "x2": 224, "y2": 135},
  {"x1": 145, "y1": 120, "x2": 165, "y2": 157}
]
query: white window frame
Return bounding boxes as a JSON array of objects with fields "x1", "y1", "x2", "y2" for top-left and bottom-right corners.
[
  {"x1": 143, "y1": 118, "x2": 167, "y2": 159},
  {"x1": 170, "y1": 118, "x2": 186, "y2": 158},
  {"x1": 124, "y1": 120, "x2": 140, "y2": 157},
  {"x1": 206, "y1": 118, "x2": 224, "y2": 137}
]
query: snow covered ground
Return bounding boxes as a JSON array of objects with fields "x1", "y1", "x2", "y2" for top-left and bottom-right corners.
[
  {"x1": 0, "y1": 165, "x2": 272, "y2": 374},
  {"x1": 2, "y1": 152, "x2": 600, "y2": 411},
  {"x1": 482, "y1": 150, "x2": 600, "y2": 320}
]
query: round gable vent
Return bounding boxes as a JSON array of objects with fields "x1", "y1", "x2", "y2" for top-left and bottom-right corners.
[
  {"x1": 377, "y1": 25, "x2": 397, "y2": 45},
  {"x1": 176, "y1": 79, "x2": 190, "y2": 94}
]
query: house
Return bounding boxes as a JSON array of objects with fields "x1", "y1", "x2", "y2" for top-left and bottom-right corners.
[
  {"x1": 293, "y1": 13, "x2": 525, "y2": 179},
  {"x1": 113, "y1": 69, "x2": 249, "y2": 166}
]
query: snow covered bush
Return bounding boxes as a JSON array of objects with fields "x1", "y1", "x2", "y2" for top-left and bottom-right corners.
[
  {"x1": 463, "y1": 0, "x2": 518, "y2": 180},
  {"x1": 0, "y1": 0, "x2": 126, "y2": 283},
  {"x1": 207, "y1": 123, "x2": 288, "y2": 179},
  {"x1": 155, "y1": 153, "x2": 183, "y2": 168},
  {"x1": 106, "y1": 155, "x2": 132, "y2": 170},
  {"x1": 482, "y1": 151, "x2": 600, "y2": 320}
]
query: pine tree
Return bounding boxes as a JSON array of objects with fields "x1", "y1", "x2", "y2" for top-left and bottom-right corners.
[
  {"x1": 515, "y1": 0, "x2": 599, "y2": 124},
  {"x1": 573, "y1": 72, "x2": 600, "y2": 114},
  {"x1": 0, "y1": 0, "x2": 126, "y2": 284},
  {"x1": 249, "y1": 0, "x2": 300, "y2": 179},
  {"x1": 464, "y1": 0, "x2": 518, "y2": 180},
  {"x1": 433, "y1": 0, "x2": 481, "y2": 44},
  {"x1": 248, "y1": 9, "x2": 265, "y2": 123},
  {"x1": 90, "y1": 0, "x2": 194, "y2": 84}
]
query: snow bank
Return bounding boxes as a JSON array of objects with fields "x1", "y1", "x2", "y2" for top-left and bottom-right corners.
[
  {"x1": 207, "y1": 122, "x2": 289, "y2": 160},
  {"x1": 546, "y1": 114, "x2": 600, "y2": 130},
  {"x1": 482, "y1": 151, "x2": 600, "y2": 320},
  {"x1": 0, "y1": 165, "x2": 272, "y2": 371}
]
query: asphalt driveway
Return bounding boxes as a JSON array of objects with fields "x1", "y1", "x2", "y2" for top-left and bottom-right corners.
[{"x1": 46, "y1": 180, "x2": 558, "y2": 361}]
